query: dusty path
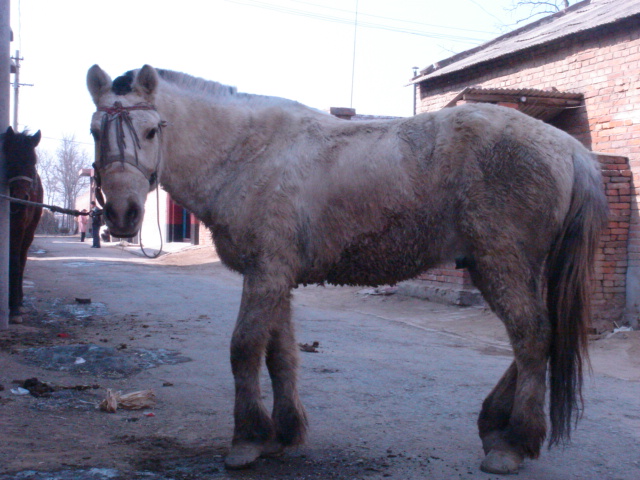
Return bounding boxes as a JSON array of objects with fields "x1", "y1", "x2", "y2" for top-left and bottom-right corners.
[{"x1": 0, "y1": 235, "x2": 639, "y2": 480}]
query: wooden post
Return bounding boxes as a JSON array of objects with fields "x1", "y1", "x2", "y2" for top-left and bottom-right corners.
[{"x1": 0, "y1": 0, "x2": 11, "y2": 329}]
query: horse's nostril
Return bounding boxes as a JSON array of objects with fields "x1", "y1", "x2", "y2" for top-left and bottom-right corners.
[
  {"x1": 104, "y1": 204, "x2": 116, "y2": 224},
  {"x1": 125, "y1": 204, "x2": 139, "y2": 226}
]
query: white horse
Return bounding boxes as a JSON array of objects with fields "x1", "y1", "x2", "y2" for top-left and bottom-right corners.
[{"x1": 87, "y1": 64, "x2": 607, "y2": 474}]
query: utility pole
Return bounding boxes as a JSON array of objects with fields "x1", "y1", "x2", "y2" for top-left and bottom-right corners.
[
  {"x1": 0, "y1": 0, "x2": 11, "y2": 329},
  {"x1": 10, "y1": 50, "x2": 32, "y2": 132},
  {"x1": 11, "y1": 50, "x2": 20, "y2": 130}
]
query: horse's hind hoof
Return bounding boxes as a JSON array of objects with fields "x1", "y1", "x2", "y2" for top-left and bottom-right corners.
[
  {"x1": 9, "y1": 314, "x2": 23, "y2": 324},
  {"x1": 480, "y1": 449, "x2": 524, "y2": 474},
  {"x1": 225, "y1": 443, "x2": 262, "y2": 470}
]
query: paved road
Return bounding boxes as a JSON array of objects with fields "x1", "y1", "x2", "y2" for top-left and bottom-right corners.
[{"x1": 0, "y1": 235, "x2": 638, "y2": 480}]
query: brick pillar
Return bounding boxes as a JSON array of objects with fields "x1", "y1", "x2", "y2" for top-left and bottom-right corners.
[{"x1": 594, "y1": 153, "x2": 632, "y2": 329}]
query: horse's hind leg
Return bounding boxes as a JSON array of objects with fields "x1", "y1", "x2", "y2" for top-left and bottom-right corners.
[{"x1": 468, "y1": 252, "x2": 550, "y2": 474}]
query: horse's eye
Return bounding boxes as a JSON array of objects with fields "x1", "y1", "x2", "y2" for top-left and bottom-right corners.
[
  {"x1": 146, "y1": 128, "x2": 157, "y2": 140},
  {"x1": 90, "y1": 129, "x2": 100, "y2": 142}
]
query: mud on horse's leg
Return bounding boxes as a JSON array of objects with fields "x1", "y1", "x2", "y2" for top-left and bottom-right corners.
[{"x1": 225, "y1": 276, "x2": 306, "y2": 469}]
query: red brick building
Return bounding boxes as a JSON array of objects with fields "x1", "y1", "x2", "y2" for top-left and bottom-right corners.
[{"x1": 406, "y1": 0, "x2": 640, "y2": 330}]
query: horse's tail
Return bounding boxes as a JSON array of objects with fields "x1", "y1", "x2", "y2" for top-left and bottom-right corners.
[{"x1": 546, "y1": 149, "x2": 608, "y2": 446}]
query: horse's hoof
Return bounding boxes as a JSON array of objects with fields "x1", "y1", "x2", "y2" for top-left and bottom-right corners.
[
  {"x1": 225, "y1": 443, "x2": 262, "y2": 470},
  {"x1": 480, "y1": 449, "x2": 523, "y2": 474},
  {"x1": 261, "y1": 439, "x2": 284, "y2": 457},
  {"x1": 9, "y1": 314, "x2": 23, "y2": 324}
]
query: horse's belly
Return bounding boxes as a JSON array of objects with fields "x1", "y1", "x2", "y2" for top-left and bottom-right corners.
[{"x1": 308, "y1": 223, "x2": 456, "y2": 287}]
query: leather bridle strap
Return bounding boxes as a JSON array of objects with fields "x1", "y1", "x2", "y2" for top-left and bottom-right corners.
[
  {"x1": 92, "y1": 101, "x2": 165, "y2": 207},
  {"x1": 8, "y1": 175, "x2": 34, "y2": 184}
]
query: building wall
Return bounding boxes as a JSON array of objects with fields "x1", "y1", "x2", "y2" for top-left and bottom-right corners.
[{"x1": 415, "y1": 20, "x2": 640, "y2": 327}]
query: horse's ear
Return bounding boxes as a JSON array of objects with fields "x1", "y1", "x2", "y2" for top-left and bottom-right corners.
[
  {"x1": 5, "y1": 126, "x2": 14, "y2": 137},
  {"x1": 30, "y1": 130, "x2": 41, "y2": 148},
  {"x1": 134, "y1": 65, "x2": 159, "y2": 99},
  {"x1": 87, "y1": 64, "x2": 112, "y2": 105}
]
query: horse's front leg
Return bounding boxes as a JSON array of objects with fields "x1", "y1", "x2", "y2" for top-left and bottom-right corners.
[
  {"x1": 225, "y1": 275, "x2": 304, "y2": 469},
  {"x1": 265, "y1": 298, "x2": 308, "y2": 451},
  {"x1": 8, "y1": 231, "x2": 24, "y2": 324}
]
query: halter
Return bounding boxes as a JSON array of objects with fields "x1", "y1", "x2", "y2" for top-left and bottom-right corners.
[
  {"x1": 8, "y1": 175, "x2": 34, "y2": 184},
  {"x1": 92, "y1": 101, "x2": 166, "y2": 206},
  {"x1": 7, "y1": 174, "x2": 39, "y2": 214}
]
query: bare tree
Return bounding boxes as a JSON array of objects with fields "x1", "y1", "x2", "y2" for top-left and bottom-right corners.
[
  {"x1": 36, "y1": 148, "x2": 59, "y2": 206},
  {"x1": 508, "y1": 0, "x2": 574, "y2": 24},
  {"x1": 51, "y1": 135, "x2": 91, "y2": 232}
]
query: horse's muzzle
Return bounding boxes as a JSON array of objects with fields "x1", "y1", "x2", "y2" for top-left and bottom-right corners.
[{"x1": 104, "y1": 200, "x2": 142, "y2": 238}]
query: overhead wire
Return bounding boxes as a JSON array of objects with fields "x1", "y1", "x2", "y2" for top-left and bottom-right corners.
[
  {"x1": 224, "y1": 0, "x2": 497, "y2": 44},
  {"x1": 285, "y1": 0, "x2": 498, "y2": 34}
]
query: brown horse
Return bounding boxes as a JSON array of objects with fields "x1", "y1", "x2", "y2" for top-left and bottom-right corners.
[
  {"x1": 4, "y1": 127, "x2": 43, "y2": 324},
  {"x1": 86, "y1": 65, "x2": 608, "y2": 474}
]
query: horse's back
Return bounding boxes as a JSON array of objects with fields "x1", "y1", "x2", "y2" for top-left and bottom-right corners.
[{"x1": 294, "y1": 104, "x2": 596, "y2": 287}]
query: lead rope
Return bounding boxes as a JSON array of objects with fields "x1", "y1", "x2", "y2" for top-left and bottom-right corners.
[
  {"x1": 0, "y1": 192, "x2": 89, "y2": 217},
  {"x1": 138, "y1": 123, "x2": 165, "y2": 259}
]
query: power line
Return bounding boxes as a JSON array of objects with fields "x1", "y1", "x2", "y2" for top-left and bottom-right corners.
[
  {"x1": 464, "y1": 0, "x2": 505, "y2": 24},
  {"x1": 224, "y1": 0, "x2": 495, "y2": 43},
  {"x1": 350, "y1": 0, "x2": 358, "y2": 108},
  {"x1": 286, "y1": 0, "x2": 498, "y2": 35}
]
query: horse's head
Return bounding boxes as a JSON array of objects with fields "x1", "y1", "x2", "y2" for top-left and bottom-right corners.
[
  {"x1": 3, "y1": 126, "x2": 41, "y2": 203},
  {"x1": 87, "y1": 64, "x2": 166, "y2": 238}
]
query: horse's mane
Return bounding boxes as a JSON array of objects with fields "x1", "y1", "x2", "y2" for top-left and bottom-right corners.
[
  {"x1": 154, "y1": 69, "x2": 312, "y2": 111},
  {"x1": 156, "y1": 69, "x2": 238, "y2": 97},
  {"x1": 110, "y1": 67, "x2": 322, "y2": 113}
]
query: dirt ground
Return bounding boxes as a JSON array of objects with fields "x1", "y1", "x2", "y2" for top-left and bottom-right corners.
[{"x1": 1, "y1": 235, "x2": 639, "y2": 480}]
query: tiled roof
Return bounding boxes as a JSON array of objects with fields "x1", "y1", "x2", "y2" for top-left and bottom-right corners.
[{"x1": 411, "y1": 0, "x2": 640, "y2": 84}]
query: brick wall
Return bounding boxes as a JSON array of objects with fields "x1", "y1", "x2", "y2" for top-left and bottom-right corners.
[{"x1": 414, "y1": 19, "x2": 639, "y2": 327}]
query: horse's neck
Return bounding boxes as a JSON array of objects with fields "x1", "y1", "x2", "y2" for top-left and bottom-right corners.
[{"x1": 155, "y1": 90, "x2": 269, "y2": 216}]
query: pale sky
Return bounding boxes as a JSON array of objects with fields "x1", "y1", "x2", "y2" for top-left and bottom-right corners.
[{"x1": 10, "y1": 0, "x2": 522, "y2": 158}]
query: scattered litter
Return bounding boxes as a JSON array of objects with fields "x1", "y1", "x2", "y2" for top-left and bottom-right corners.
[
  {"x1": 162, "y1": 382, "x2": 174, "y2": 387},
  {"x1": 10, "y1": 387, "x2": 29, "y2": 395},
  {"x1": 613, "y1": 326, "x2": 633, "y2": 334},
  {"x1": 11, "y1": 377, "x2": 101, "y2": 398},
  {"x1": 22, "y1": 378, "x2": 55, "y2": 397},
  {"x1": 99, "y1": 389, "x2": 156, "y2": 413},
  {"x1": 75, "y1": 357, "x2": 86, "y2": 365},
  {"x1": 0, "y1": 468, "x2": 123, "y2": 480},
  {"x1": 299, "y1": 341, "x2": 320, "y2": 353},
  {"x1": 57, "y1": 333, "x2": 70, "y2": 338},
  {"x1": 605, "y1": 325, "x2": 635, "y2": 338},
  {"x1": 21, "y1": 343, "x2": 191, "y2": 378},
  {"x1": 357, "y1": 286, "x2": 397, "y2": 296},
  {"x1": 43, "y1": 298, "x2": 108, "y2": 323},
  {"x1": 143, "y1": 411, "x2": 156, "y2": 417}
]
